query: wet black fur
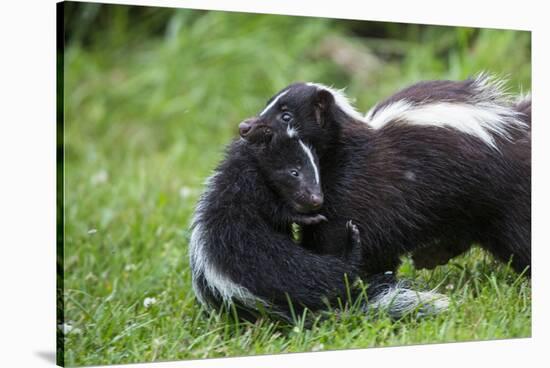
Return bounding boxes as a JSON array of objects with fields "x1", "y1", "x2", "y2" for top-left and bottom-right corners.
[{"x1": 249, "y1": 79, "x2": 531, "y2": 276}]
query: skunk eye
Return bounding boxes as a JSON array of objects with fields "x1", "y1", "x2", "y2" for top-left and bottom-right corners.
[
  {"x1": 281, "y1": 112, "x2": 293, "y2": 123},
  {"x1": 290, "y1": 169, "x2": 299, "y2": 177}
]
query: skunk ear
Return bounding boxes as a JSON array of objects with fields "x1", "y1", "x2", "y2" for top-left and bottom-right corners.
[{"x1": 314, "y1": 89, "x2": 335, "y2": 128}]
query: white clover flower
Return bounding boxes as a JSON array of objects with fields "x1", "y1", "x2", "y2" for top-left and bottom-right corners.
[
  {"x1": 312, "y1": 343, "x2": 325, "y2": 352},
  {"x1": 85, "y1": 272, "x2": 98, "y2": 281},
  {"x1": 87, "y1": 228, "x2": 98, "y2": 235},
  {"x1": 143, "y1": 297, "x2": 157, "y2": 308},
  {"x1": 124, "y1": 264, "x2": 138, "y2": 272},
  {"x1": 58, "y1": 323, "x2": 82, "y2": 335},
  {"x1": 179, "y1": 186, "x2": 193, "y2": 199},
  {"x1": 91, "y1": 170, "x2": 109, "y2": 185}
]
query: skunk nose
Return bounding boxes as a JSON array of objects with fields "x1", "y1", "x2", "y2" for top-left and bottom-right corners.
[
  {"x1": 310, "y1": 194, "x2": 323, "y2": 210},
  {"x1": 239, "y1": 121, "x2": 252, "y2": 137},
  {"x1": 239, "y1": 118, "x2": 260, "y2": 138}
]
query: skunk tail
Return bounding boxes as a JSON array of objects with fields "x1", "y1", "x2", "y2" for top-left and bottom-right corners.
[{"x1": 364, "y1": 273, "x2": 449, "y2": 319}]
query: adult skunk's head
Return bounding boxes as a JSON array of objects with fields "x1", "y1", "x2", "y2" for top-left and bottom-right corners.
[
  {"x1": 240, "y1": 120, "x2": 323, "y2": 214},
  {"x1": 239, "y1": 83, "x2": 363, "y2": 156}
]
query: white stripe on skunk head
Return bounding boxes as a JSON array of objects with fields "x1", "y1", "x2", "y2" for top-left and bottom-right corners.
[
  {"x1": 298, "y1": 139, "x2": 320, "y2": 184},
  {"x1": 365, "y1": 74, "x2": 528, "y2": 149},
  {"x1": 306, "y1": 82, "x2": 367, "y2": 122},
  {"x1": 260, "y1": 90, "x2": 289, "y2": 117}
]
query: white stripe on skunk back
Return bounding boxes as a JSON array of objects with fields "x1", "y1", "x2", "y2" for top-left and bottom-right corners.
[
  {"x1": 365, "y1": 74, "x2": 528, "y2": 149},
  {"x1": 306, "y1": 82, "x2": 367, "y2": 123}
]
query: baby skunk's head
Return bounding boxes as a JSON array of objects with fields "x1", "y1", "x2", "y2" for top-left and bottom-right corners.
[
  {"x1": 239, "y1": 82, "x2": 362, "y2": 156},
  {"x1": 241, "y1": 122, "x2": 323, "y2": 214}
]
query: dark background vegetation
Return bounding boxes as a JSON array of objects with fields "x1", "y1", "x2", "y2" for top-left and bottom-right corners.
[{"x1": 60, "y1": 2, "x2": 531, "y2": 366}]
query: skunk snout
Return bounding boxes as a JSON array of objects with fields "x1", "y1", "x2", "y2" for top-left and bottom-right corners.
[
  {"x1": 295, "y1": 191, "x2": 324, "y2": 213},
  {"x1": 239, "y1": 121, "x2": 252, "y2": 137},
  {"x1": 309, "y1": 193, "x2": 323, "y2": 210},
  {"x1": 239, "y1": 118, "x2": 259, "y2": 138}
]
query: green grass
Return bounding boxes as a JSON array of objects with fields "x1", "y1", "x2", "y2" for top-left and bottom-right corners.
[{"x1": 61, "y1": 7, "x2": 531, "y2": 367}]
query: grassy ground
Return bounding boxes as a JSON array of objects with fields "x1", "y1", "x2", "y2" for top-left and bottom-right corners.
[{"x1": 61, "y1": 8, "x2": 531, "y2": 366}]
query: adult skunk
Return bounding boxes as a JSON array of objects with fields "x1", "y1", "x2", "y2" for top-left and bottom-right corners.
[{"x1": 239, "y1": 74, "x2": 531, "y2": 276}]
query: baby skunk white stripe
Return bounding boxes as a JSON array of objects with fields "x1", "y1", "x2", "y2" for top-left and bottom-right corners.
[
  {"x1": 190, "y1": 222, "x2": 258, "y2": 306},
  {"x1": 306, "y1": 82, "x2": 366, "y2": 122},
  {"x1": 298, "y1": 139, "x2": 319, "y2": 184},
  {"x1": 189, "y1": 173, "x2": 262, "y2": 308},
  {"x1": 260, "y1": 90, "x2": 289, "y2": 116}
]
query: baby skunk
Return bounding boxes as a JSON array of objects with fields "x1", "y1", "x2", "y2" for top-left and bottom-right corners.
[
  {"x1": 189, "y1": 124, "x2": 364, "y2": 321},
  {"x1": 240, "y1": 74, "x2": 531, "y2": 277}
]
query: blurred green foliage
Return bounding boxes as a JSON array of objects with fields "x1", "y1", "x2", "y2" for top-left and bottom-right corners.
[
  {"x1": 61, "y1": 2, "x2": 531, "y2": 366},
  {"x1": 63, "y1": 2, "x2": 531, "y2": 165}
]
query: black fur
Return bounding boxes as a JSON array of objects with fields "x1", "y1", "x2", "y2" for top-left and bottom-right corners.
[
  {"x1": 189, "y1": 133, "x2": 366, "y2": 321},
  {"x1": 243, "y1": 78, "x2": 531, "y2": 276}
]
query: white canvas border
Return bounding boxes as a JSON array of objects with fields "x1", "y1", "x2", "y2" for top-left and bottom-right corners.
[{"x1": 0, "y1": 0, "x2": 547, "y2": 367}]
